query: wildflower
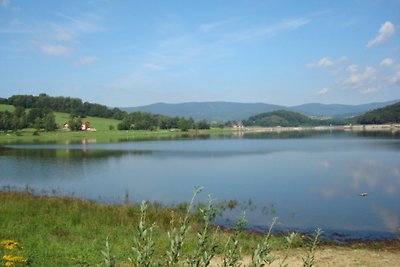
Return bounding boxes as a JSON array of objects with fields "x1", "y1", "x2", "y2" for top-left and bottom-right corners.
[
  {"x1": 0, "y1": 240, "x2": 21, "y2": 251},
  {"x1": 2, "y1": 254, "x2": 27, "y2": 266}
]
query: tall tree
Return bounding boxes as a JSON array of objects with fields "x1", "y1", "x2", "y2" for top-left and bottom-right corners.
[
  {"x1": 43, "y1": 112, "x2": 57, "y2": 131},
  {"x1": 12, "y1": 106, "x2": 27, "y2": 130}
]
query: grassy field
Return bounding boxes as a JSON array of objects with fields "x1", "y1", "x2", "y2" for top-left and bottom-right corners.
[
  {"x1": 53, "y1": 111, "x2": 121, "y2": 132},
  {"x1": 0, "y1": 104, "x2": 15, "y2": 112},
  {"x1": 0, "y1": 191, "x2": 300, "y2": 267},
  {"x1": 0, "y1": 104, "x2": 121, "y2": 132}
]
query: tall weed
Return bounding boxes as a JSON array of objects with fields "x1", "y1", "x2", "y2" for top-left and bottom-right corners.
[
  {"x1": 100, "y1": 188, "x2": 322, "y2": 267},
  {"x1": 220, "y1": 214, "x2": 246, "y2": 267},
  {"x1": 129, "y1": 201, "x2": 157, "y2": 267},
  {"x1": 101, "y1": 237, "x2": 115, "y2": 267},
  {"x1": 165, "y1": 186, "x2": 203, "y2": 267},
  {"x1": 302, "y1": 228, "x2": 322, "y2": 267},
  {"x1": 187, "y1": 195, "x2": 218, "y2": 267},
  {"x1": 249, "y1": 217, "x2": 277, "y2": 267}
]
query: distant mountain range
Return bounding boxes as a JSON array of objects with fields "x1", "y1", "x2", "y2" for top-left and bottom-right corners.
[{"x1": 121, "y1": 100, "x2": 399, "y2": 122}]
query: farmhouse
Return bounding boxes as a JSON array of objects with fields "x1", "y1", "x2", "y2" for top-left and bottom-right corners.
[
  {"x1": 233, "y1": 122, "x2": 244, "y2": 129},
  {"x1": 62, "y1": 121, "x2": 96, "y2": 131}
]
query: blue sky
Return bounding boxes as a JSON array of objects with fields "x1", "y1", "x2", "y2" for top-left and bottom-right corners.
[{"x1": 1, "y1": 0, "x2": 399, "y2": 107}]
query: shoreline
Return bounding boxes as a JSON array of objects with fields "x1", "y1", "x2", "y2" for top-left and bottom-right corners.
[
  {"x1": 238, "y1": 124, "x2": 400, "y2": 133},
  {"x1": 1, "y1": 189, "x2": 397, "y2": 243},
  {"x1": 0, "y1": 124, "x2": 399, "y2": 143}
]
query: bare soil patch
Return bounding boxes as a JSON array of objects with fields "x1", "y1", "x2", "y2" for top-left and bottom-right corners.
[{"x1": 210, "y1": 241, "x2": 400, "y2": 267}]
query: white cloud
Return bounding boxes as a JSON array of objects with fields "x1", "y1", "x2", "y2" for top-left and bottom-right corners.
[
  {"x1": 362, "y1": 87, "x2": 379, "y2": 94},
  {"x1": 337, "y1": 56, "x2": 348, "y2": 63},
  {"x1": 308, "y1": 56, "x2": 347, "y2": 68},
  {"x1": 198, "y1": 18, "x2": 237, "y2": 32},
  {"x1": 0, "y1": 0, "x2": 10, "y2": 7},
  {"x1": 234, "y1": 18, "x2": 310, "y2": 42},
  {"x1": 390, "y1": 70, "x2": 400, "y2": 84},
  {"x1": 366, "y1": 21, "x2": 395, "y2": 48},
  {"x1": 51, "y1": 10, "x2": 106, "y2": 34},
  {"x1": 76, "y1": 56, "x2": 98, "y2": 65},
  {"x1": 317, "y1": 57, "x2": 333, "y2": 67},
  {"x1": 380, "y1": 58, "x2": 395, "y2": 67},
  {"x1": 55, "y1": 29, "x2": 73, "y2": 41},
  {"x1": 343, "y1": 66, "x2": 376, "y2": 87},
  {"x1": 346, "y1": 64, "x2": 358, "y2": 73},
  {"x1": 316, "y1": 87, "x2": 330, "y2": 95},
  {"x1": 41, "y1": 44, "x2": 70, "y2": 56}
]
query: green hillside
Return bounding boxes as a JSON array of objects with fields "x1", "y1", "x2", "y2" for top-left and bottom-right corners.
[
  {"x1": 356, "y1": 101, "x2": 400, "y2": 124},
  {"x1": 1, "y1": 104, "x2": 120, "y2": 132},
  {"x1": 243, "y1": 110, "x2": 318, "y2": 127},
  {"x1": 0, "y1": 104, "x2": 15, "y2": 112},
  {"x1": 54, "y1": 112, "x2": 120, "y2": 131}
]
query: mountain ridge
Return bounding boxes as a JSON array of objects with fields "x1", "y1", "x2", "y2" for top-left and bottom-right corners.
[{"x1": 121, "y1": 99, "x2": 399, "y2": 121}]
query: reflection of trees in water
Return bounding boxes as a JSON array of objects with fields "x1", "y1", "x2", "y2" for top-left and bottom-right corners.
[
  {"x1": 243, "y1": 130, "x2": 332, "y2": 139},
  {"x1": 0, "y1": 147, "x2": 147, "y2": 161},
  {"x1": 244, "y1": 130, "x2": 400, "y2": 140},
  {"x1": 354, "y1": 131, "x2": 400, "y2": 139}
]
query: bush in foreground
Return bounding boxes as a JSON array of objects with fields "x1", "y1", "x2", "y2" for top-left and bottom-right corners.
[{"x1": 103, "y1": 187, "x2": 322, "y2": 267}]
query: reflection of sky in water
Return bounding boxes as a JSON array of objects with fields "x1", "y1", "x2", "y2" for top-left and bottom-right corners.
[{"x1": 1, "y1": 132, "x2": 399, "y2": 238}]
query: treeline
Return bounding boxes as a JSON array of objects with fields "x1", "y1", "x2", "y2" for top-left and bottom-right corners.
[
  {"x1": 356, "y1": 101, "x2": 400, "y2": 124},
  {"x1": 0, "y1": 94, "x2": 126, "y2": 120},
  {"x1": 0, "y1": 107, "x2": 56, "y2": 132},
  {"x1": 0, "y1": 94, "x2": 215, "y2": 132},
  {"x1": 118, "y1": 112, "x2": 210, "y2": 131},
  {"x1": 243, "y1": 110, "x2": 321, "y2": 127},
  {"x1": 241, "y1": 109, "x2": 357, "y2": 127}
]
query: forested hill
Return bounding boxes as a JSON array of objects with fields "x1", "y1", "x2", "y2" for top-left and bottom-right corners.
[
  {"x1": 123, "y1": 100, "x2": 398, "y2": 121},
  {"x1": 289, "y1": 100, "x2": 399, "y2": 117},
  {"x1": 356, "y1": 101, "x2": 400, "y2": 124},
  {"x1": 243, "y1": 110, "x2": 320, "y2": 127},
  {"x1": 0, "y1": 94, "x2": 126, "y2": 119},
  {"x1": 123, "y1": 102, "x2": 284, "y2": 122}
]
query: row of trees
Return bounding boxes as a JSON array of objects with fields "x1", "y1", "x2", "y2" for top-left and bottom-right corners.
[
  {"x1": 242, "y1": 110, "x2": 320, "y2": 127},
  {"x1": 0, "y1": 107, "x2": 56, "y2": 132},
  {"x1": 1, "y1": 94, "x2": 127, "y2": 120},
  {"x1": 117, "y1": 112, "x2": 210, "y2": 131}
]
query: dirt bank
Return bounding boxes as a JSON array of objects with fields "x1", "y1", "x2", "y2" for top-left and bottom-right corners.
[{"x1": 210, "y1": 241, "x2": 400, "y2": 267}]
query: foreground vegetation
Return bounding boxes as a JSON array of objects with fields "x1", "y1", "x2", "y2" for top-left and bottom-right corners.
[
  {"x1": 0, "y1": 189, "x2": 325, "y2": 267},
  {"x1": 1, "y1": 190, "x2": 399, "y2": 267}
]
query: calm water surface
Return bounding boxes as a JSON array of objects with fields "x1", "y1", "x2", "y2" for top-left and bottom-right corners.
[{"x1": 1, "y1": 131, "x2": 399, "y2": 239}]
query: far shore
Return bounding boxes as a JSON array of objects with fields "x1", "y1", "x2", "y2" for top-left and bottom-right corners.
[
  {"x1": 0, "y1": 124, "x2": 399, "y2": 143},
  {"x1": 239, "y1": 124, "x2": 400, "y2": 133}
]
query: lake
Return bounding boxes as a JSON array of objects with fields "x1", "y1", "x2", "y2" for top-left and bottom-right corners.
[{"x1": 1, "y1": 130, "x2": 399, "y2": 240}]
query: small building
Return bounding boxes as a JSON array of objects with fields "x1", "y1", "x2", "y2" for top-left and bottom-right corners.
[
  {"x1": 81, "y1": 121, "x2": 90, "y2": 131},
  {"x1": 233, "y1": 122, "x2": 244, "y2": 129}
]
